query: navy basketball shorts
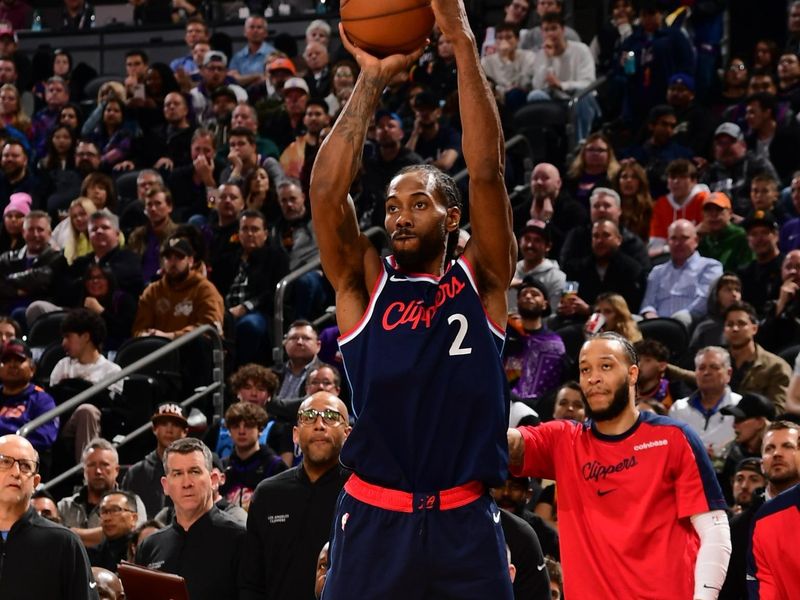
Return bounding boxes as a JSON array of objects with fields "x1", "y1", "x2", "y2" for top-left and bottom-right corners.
[{"x1": 321, "y1": 475, "x2": 514, "y2": 600}]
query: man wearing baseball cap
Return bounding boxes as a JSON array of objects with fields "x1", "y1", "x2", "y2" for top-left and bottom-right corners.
[
  {"x1": 719, "y1": 456, "x2": 767, "y2": 598},
  {"x1": 359, "y1": 109, "x2": 424, "y2": 228},
  {"x1": 190, "y1": 50, "x2": 247, "y2": 127},
  {"x1": 511, "y1": 220, "x2": 565, "y2": 312},
  {"x1": 121, "y1": 403, "x2": 189, "y2": 517},
  {"x1": 0, "y1": 338, "x2": 58, "y2": 460},
  {"x1": 720, "y1": 392, "x2": 776, "y2": 498},
  {"x1": 503, "y1": 275, "x2": 566, "y2": 404},
  {"x1": 739, "y1": 209, "x2": 784, "y2": 314},
  {"x1": 666, "y1": 72, "x2": 715, "y2": 156},
  {"x1": 702, "y1": 121, "x2": 779, "y2": 216},
  {"x1": 406, "y1": 89, "x2": 461, "y2": 173},
  {"x1": 697, "y1": 191, "x2": 754, "y2": 271},
  {"x1": 132, "y1": 236, "x2": 224, "y2": 340},
  {"x1": 260, "y1": 76, "x2": 310, "y2": 151}
]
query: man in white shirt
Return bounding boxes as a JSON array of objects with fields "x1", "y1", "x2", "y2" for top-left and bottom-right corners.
[
  {"x1": 527, "y1": 11, "x2": 598, "y2": 140},
  {"x1": 480, "y1": 24, "x2": 535, "y2": 110},
  {"x1": 670, "y1": 346, "x2": 741, "y2": 465},
  {"x1": 52, "y1": 308, "x2": 122, "y2": 462},
  {"x1": 520, "y1": 0, "x2": 581, "y2": 51}
]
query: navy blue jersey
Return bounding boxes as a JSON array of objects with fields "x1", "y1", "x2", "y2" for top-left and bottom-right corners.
[{"x1": 338, "y1": 256, "x2": 510, "y2": 491}]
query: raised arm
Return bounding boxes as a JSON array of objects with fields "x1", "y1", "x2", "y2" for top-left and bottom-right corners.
[
  {"x1": 310, "y1": 28, "x2": 424, "y2": 333},
  {"x1": 434, "y1": 0, "x2": 516, "y2": 325}
]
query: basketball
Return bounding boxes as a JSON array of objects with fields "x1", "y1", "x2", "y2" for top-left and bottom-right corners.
[{"x1": 340, "y1": 0, "x2": 435, "y2": 57}]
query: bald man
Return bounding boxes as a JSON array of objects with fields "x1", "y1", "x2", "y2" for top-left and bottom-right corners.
[
  {"x1": 528, "y1": 162, "x2": 589, "y2": 256},
  {"x1": 91, "y1": 567, "x2": 124, "y2": 600},
  {"x1": 241, "y1": 392, "x2": 351, "y2": 600},
  {"x1": 640, "y1": 219, "x2": 723, "y2": 325},
  {"x1": 0, "y1": 435, "x2": 97, "y2": 599}
]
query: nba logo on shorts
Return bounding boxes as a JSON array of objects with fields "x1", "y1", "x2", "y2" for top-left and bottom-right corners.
[{"x1": 341, "y1": 513, "x2": 350, "y2": 531}]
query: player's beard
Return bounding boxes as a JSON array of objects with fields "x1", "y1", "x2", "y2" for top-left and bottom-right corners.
[
  {"x1": 393, "y1": 220, "x2": 447, "y2": 273},
  {"x1": 585, "y1": 376, "x2": 631, "y2": 422}
]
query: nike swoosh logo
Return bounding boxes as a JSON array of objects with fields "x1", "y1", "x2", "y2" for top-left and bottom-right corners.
[
  {"x1": 389, "y1": 275, "x2": 406, "y2": 282},
  {"x1": 703, "y1": 584, "x2": 721, "y2": 591},
  {"x1": 492, "y1": 511, "x2": 501, "y2": 523},
  {"x1": 89, "y1": 582, "x2": 97, "y2": 589},
  {"x1": 537, "y1": 563, "x2": 546, "y2": 571},
  {"x1": 597, "y1": 489, "x2": 616, "y2": 496}
]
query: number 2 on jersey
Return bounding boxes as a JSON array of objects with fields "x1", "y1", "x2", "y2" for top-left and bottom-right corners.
[{"x1": 447, "y1": 313, "x2": 473, "y2": 356}]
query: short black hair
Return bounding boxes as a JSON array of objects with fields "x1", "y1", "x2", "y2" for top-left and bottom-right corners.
[
  {"x1": 558, "y1": 380, "x2": 582, "y2": 394},
  {"x1": 587, "y1": 331, "x2": 638, "y2": 367},
  {"x1": 634, "y1": 339, "x2": 669, "y2": 363},
  {"x1": 495, "y1": 23, "x2": 520, "y2": 38},
  {"x1": 240, "y1": 209, "x2": 267, "y2": 229},
  {"x1": 61, "y1": 307, "x2": 107, "y2": 349},
  {"x1": 31, "y1": 489, "x2": 57, "y2": 502},
  {"x1": 125, "y1": 49, "x2": 149, "y2": 64},
  {"x1": 100, "y1": 489, "x2": 138, "y2": 512},
  {"x1": 540, "y1": 11, "x2": 565, "y2": 27},
  {"x1": 648, "y1": 104, "x2": 676, "y2": 124},
  {"x1": 722, "y1": 301, "x2": 758, "y2": 324},
  {"x1": 746, "y1": 92, "x2": 777, "y2": 117},
  {"x1": 306, "y1": 96, "x2": 330, "y2": 114},
  {"x1": 228, "y1": 127, "x2": 256, "y2": 145}
]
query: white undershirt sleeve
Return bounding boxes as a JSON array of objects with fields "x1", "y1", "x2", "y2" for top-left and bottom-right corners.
[{"x1": 690, "y1": 510, "x2": 732, "y2": 600}]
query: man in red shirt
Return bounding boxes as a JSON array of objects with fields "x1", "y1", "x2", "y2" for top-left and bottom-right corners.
[
  {"x1": 748, "y1": 482, "x2": 800, "y2": 600},
  {"x1": 508, "y1": 332, "x2": 731, "y2": 599}
]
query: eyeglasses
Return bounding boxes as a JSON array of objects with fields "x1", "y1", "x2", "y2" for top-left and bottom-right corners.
[
  {"x1": 728, "y1": 63, "x2": 746, "y2": 71},
  {"x1": 99, "y1": 505, "x2": 136, "y2": 516},
  {"x1": 585, "y1": 147, "x2": 608, "y2": 153},
  {"x1": 0, "y1": 453, "x2": 38, "y2": 475},
  {"x1": 297, "y1": 408, "x2": 345, "y2": 426}
]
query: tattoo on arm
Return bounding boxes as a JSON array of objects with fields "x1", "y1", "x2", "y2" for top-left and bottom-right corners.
[{"x1": 336, "y1": 74, "x2": 384, "y2": 181}]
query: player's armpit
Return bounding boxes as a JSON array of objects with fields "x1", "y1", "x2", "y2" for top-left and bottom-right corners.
[{"x1": 690, "y1": 510, "x2": 731, "y2": 600}]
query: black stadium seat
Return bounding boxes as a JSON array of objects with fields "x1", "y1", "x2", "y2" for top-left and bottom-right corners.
[
  {"x1": 27, "y1": 310, "x2": 68, "y2": 349},
  {"x1": 638, "y1": 318, "x2": 689, "y2": 364},
  {"x1": 34, "y1": 342, "x2": 66, "y2": 389}
]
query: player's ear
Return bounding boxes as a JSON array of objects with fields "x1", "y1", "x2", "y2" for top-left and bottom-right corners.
[
  {"x1": 628, "y1": 363, "x2": 639, "y2": 387},
  {"x1": 445, "y1": 206, "x2": 461, "y2": 232}
]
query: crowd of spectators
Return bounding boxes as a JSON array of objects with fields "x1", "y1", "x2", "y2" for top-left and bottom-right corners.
[{"x1": 1, "y1": 0, "x2": 800, "y2": 599}]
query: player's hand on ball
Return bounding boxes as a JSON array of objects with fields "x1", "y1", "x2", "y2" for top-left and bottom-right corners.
[{"x1": 338, "y1": 23, "x2": 426, "y2": 80}]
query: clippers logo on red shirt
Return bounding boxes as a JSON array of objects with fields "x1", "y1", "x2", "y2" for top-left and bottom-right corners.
[
  {"x1": 381, "y1": 277, "x2": 466, "y2": 331},
  {"x1": 582, "y1": 455, "x2": 638, "y2": 482}
]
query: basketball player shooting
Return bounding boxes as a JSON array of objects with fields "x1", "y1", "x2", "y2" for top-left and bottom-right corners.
[{"x1": 309, "y1": 0, "x2": 517, "y2": 597}]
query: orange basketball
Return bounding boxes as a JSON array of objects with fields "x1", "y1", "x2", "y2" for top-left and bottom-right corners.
[{"x1": 340, "y1": 0, "x2": 435, "y2": 58}]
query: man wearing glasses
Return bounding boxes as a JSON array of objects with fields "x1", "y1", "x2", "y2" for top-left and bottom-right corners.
[
  {"x1": 87, "y1": 490, "x2": 139, "y2": 572},
  {"x1": 241, "y1": 391, "x2": 351, "y2": 600},
  {"x1": 0, "y1": 434, "x2": 98, "y2": 598}
]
